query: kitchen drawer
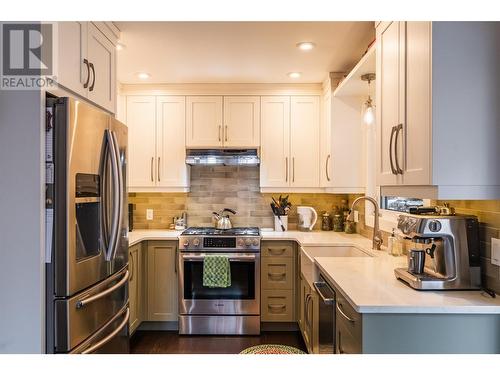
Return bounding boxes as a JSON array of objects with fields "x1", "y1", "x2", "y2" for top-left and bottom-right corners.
[
  {"x1": 261, "y1": 241, "x2": 294, "y2": 258},
  {"x1": 336, "y1": 319, "x2": 362, "y2": 354},
  {"x1": 261, "y1": 257, "x2": 294, "y2": 290},
  {"x1": 336, "y1": 293, "x2": 362, "y2": 339},
  {"x1": 261, "y1": 289, "x2": 294, "y2": 322}
]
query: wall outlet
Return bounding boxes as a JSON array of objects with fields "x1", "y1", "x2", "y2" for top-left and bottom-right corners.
[
  {"x1": 353, "y1": 210, "x2": 359, "y2": 223},
  {"x1": 491, "y1": 238, "x2": 500, "y2": 266},
  {"x1": 146, "y1": 209, "x2": 154, "y2": 221}
]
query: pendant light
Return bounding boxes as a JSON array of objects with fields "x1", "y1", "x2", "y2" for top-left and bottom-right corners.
[{"x1": 361, "y1": 73, "x2": 376, "y2": 125}]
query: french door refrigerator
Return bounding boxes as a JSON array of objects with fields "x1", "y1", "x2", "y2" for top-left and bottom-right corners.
[{"x1": 45, "y1": 97, "x2": 129, "y2": 354}]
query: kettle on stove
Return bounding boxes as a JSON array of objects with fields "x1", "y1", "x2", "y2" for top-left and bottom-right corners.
[{"x1": 297, "y1": 206, "x2": 318, "y2": 231}]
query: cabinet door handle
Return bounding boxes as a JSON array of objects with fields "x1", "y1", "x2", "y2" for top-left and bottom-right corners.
[
  {"x1": 89, "y1": 62, "x2": 95, "y2": 92},
  {"x1": 304, "y1": 294, "x2": 311, "y2": 328},
  {"x1": 268, "y1": 304, "x2": 286, "y2": 312},
  {"x1": 225, "y1": 125, "x2": 228, "y2": 142},
  {"x1": 285, "y1": 157, "x2": 288, "y2": 182},
  {"x1": 150, "y1": 157, "x2": 154, "y2": 182},
  {"x1": 337, "y1": 302, "x2": 355, "y2": 323},
  {"x1": 268, "y1": 272, "x2": 286, "y2": 280},
  {"x1": 268, "y1": 247, "x2": 286, "y2": 255},
  {"x1": 389, "y1": 125, "x2": 397, "y2": 175},
  {"x1": 394, "y1": 123, "x2": 404, "y2": 175},
  {"x1": 174, "y1": 246, "x2": 178, "y2": 273},
  {"x1": 83, "y1": 59, "x2": 90, "y2": 88},
  {"x1": 292, "y1": 157, "x2": 295, "y2": 183},
  {"x1": 326, "y1": 154, "x2": 331, "y2": 182},
  {"x1": 128, "y1": 251, "x2": 134, "y2": 282},
  {"x1": 218, "y1": 126, "x2": 221, "y2": 142},
  {"x1": 157, "y1": 157, "x2": 161, "y2": 182}
]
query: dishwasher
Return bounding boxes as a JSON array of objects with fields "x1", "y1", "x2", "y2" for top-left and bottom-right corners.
[{"x1": 313, "y1": 274, "x2": 336, "y2": 354}]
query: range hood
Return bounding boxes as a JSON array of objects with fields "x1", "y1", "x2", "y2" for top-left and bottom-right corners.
[{"x1": 186, "y1": 149, "x2": 260, "y2": 166}]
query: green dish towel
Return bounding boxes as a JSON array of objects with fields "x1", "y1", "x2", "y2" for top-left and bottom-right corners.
[{"x1": 203, "y1": 255, "x2": 231, "y2": 288}]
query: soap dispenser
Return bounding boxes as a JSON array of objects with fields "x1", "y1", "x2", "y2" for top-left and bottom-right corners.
[{"x1": 387, "y1": 228, "x2": 396, "y2": 255}]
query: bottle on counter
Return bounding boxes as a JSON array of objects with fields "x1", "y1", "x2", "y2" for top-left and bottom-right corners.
[
  {"x1": 387, "y1": 228, "x2": 396, "y2": 255},
  {"x1": 321, "y1": 212, "x2": 332, "y2": 231}
]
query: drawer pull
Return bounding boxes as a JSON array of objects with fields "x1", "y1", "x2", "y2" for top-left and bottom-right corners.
[
  {"x1": 337, "y1": 302, "x2": 355, "y2": 323},
  {"x1": 268, "y1": 303, "x2": 286, "y2": 312},
  {"x1": 268, "y1": 247, "x2": 286, "y2": 255},
  {"x1": 268, "y1": 272, "x2": 286, "y2": 280}
]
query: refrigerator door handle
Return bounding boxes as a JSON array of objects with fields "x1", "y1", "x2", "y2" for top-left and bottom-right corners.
[
  {"x1": 105, "y1": 130, "x2": 120, "y2": 261},
  {"x1": 81, "y1": 307, "x2": 129, "y2": 354},
  {"x1": 109, "y1": 131, "x2": 124, "y2": 261},
  {"x1": 76, "y1": 269, "x2": 129, "y2": 309}
]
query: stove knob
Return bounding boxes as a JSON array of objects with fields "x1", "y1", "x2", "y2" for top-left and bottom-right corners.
[
  {"x1": 245, "y1": 238, "x2": 252, "y2": 247},
  {"x1": 193, "y1": 238, "x2": 200, "y2": 247},
  {"x1": 183, "y1": 239, "x2": 190, "y2": 247},
  {"x1": 252, "y1": 239, "x2": 259, "y2": 247},
  {"x1": 237, "y1": 239, "x2": 245, "y2": 247}
]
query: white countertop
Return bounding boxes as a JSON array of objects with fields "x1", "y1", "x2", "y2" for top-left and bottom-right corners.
[{"x1": 127, "y1": 229, "x2": 500, "y2": 314}]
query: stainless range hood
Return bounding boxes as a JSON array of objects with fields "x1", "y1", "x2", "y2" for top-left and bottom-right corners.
[{"x1": 186, "y1": 149, "x2": 260, "y2": 166}]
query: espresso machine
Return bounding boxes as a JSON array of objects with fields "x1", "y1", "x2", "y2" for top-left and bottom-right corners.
[{"x1": 394, "y1": 213, "x2": 481, "y2": 290}]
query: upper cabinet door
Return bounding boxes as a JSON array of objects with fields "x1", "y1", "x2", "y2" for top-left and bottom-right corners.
[
  {"x1": 377, "y1": 21, "x2": 403, "y2": 186},
  {"x1": 87, "y1": 23, "x2": 116, "y2": 113},
  {"x1": 57, "y1": 22, "x2": 88, "y2": 98},
  {"x1": 126, "y1": 96, "x2": 157, "y2": 188},
  {"x1": 156, "y1": 96, "x2": 189, "y2": 188},
  {"x1": 320, "y1": 91, "x2": 333, "y2": 187},
  {"x1": 260, "y1": 96, "x2": 290, "y2": 188},
  {"x1": 290, "y1": 96, "x2": 320, "y2": 187},
  {"x1": 223, "y1": 96, "x2": 260, "y2": 148},
  {"x1": 186, "y1": 96, "x2": 223, "y2": 148},
  {"x1": 403, "y1": 21, "x2": 431, "y2": 185}
]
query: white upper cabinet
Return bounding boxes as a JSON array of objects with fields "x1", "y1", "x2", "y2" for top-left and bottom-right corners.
[
  {"x1": 126, "y1": 96, "x2": 157, "y2": 188},
  {"x1": 223, "y1": 96, "x2": 260, "y2": 148},
  {"x1": 377, "y1": 21, "x2": 500, "y2": 199},
  {"x1": 186, "y1": 96, "x2": 260, "y2": 148},
  {"x1": 156, "y1": 96, "x2": 189, "y2": 188},
  {"x1": 290, "y1": 96, "x2": 320, "y2": 187},
  {"x1": 320, "y1": 90, "x2": 332, "y2": 187},
  {"x1": 57, "y1": 22, "x2": 88, "y2": 98},
  {"x1": 376, "y1": 21, "x2": 404, "y2": 186},
  {"x1": 126, "y1": 95, "x2": 189, "y2": 191},
  {"x1": 87, "y1": 23, "x2": 116, "y2": 114},
  {"x1": 56, "y1": 22, "x2": 117, "y2": 113},
  {"x1": 186, "y1": 96, "x2": 223, "y2": 148},
  {"x1": 260, "y1": 96, "x2": 290, "y2": 188}
]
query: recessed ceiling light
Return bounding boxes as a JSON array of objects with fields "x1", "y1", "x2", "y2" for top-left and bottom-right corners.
[
  {"x1": 296, "y1": 42, "x2": 316, "y2": 51},
  {"x1": 137, "y1": 72, "x2": 151, "y2": 80},
  {"x1": 116, "y1": 42, "x2": 126, "y2": 51},
  {"x1": 287, "y1": 72, "x2": 302, "y2": 79}
]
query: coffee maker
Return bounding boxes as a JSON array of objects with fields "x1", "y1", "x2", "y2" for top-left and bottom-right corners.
[{"x1": 394, "y1": 213, "x2": 481, "y2": 290}]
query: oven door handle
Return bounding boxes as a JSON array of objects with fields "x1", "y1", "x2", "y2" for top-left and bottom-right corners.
[{"x1": 181, "y1": 254, "x2": 256, "y2": 262}]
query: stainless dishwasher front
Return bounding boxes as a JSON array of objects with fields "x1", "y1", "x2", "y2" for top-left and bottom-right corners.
[{"x1": 313, "y1": 275, "x2": 336, "y2": 354}]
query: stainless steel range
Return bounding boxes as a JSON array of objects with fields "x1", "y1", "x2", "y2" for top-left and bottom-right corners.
[{"x1": 178, "y1": 227, "x2": 261, "y2": 335}]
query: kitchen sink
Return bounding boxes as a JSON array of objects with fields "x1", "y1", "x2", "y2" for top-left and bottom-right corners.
[{"x1": 300, "y1": 245, "x2": 371, "y2": 287}]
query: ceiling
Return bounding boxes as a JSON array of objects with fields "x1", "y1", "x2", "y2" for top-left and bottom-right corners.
[{"x1": 115, "y1": 22, "x2": 374, "y2": 84}]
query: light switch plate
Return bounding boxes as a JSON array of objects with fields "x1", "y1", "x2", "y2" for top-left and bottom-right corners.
[
  {"x1": 353, "y1": 210, "x2": 359, "y2": 223},
  {"x1": 146, "y1": 209, "x2": 154, "y2": 221},
  {"x1": 491, "y1": 238, "x2": 500, "y2": 266}
]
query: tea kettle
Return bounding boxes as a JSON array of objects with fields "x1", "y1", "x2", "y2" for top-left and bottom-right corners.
[
  {"x1": 297, "y1": 206, "x2": 318, "y2": 231},
  {"x1": 212, "y1": 208, "x2": 237, "y2": 229}
]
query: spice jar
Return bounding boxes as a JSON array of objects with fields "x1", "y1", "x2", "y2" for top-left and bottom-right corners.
[
  {"x1": 321, "y1": 212, "x2": 332, "y2": 231},
  {"x1": 333, "y1": 214, "x2": 344, "y2": 232}
]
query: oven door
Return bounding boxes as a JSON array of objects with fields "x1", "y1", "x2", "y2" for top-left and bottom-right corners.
[{"x1": 179, "y1": 252, "x2": 260, "y2": 315}]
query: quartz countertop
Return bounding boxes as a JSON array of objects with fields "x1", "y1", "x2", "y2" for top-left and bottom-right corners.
[{"x1": 127, "y1": 228, "x2": 500, "y2": 314}]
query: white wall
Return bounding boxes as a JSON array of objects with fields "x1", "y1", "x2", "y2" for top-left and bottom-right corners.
[{"x1": 0, "y1": 89, "x2": 45, "y2": 353}]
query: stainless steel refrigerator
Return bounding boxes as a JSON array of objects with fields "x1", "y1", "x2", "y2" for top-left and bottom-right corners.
[{"x1": 45, "y1": 97, "x2": 129, "y2": 354}]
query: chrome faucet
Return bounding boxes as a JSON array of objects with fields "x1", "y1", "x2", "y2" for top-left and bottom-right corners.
[{"x1": 347, "y1": 196, "x2": 383, "y2": 250}]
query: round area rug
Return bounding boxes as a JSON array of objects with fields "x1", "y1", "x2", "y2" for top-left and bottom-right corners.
[{"x1": 239, "y1": 344, "x2": 306, "y2": 354}]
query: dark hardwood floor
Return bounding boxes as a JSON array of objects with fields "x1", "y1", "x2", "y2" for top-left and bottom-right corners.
[{"x1": 130, "y1": 330, "x2": 307, "y2": 354}]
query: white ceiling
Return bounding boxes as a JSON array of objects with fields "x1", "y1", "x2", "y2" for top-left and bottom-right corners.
[{"x1": 115, "y1": 22, "x2": 374, "y2": 84}]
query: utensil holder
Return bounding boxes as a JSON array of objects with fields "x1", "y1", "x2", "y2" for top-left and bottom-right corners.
[{"x1": 274, "y1": 215, "x2": 288, "y2": 232}]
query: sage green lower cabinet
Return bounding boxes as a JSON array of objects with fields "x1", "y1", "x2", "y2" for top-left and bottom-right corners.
[
  {"x1": 299, "y1": 274, "x2": 319, "y2": 354},
  {"x1": 128, "y1": 243, "x2": 143, "y2": 335},
  {"x1": 146, "y1": 241, "x2": 178, "y2": 322}
]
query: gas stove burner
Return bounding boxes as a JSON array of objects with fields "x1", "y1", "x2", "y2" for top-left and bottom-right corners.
[{"x1": 182, "y1": 227, "x2": 260, "y2": 236}]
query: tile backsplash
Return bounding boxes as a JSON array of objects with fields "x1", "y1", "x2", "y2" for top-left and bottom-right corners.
[{"x1": 129, "y1": 166, "x2": 349, "y2": 230}]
